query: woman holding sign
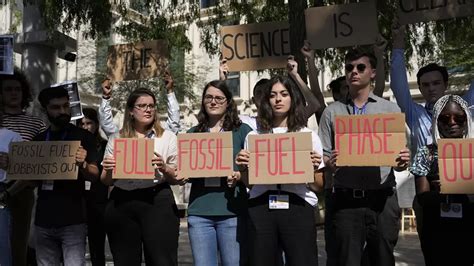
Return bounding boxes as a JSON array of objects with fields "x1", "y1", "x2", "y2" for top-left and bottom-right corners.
[
  {"x1": 184, "y1": 80, "x2": 252, "y2": 266},
  {"x1": 236, "y1": 76, "x2": 324, "y2": 266},
  {"x1": 410, "y1": 95, "x2": 474, "y2": 266},
  {"x1": 101, "y1": 88, "x2": 181, "y2": 265}
]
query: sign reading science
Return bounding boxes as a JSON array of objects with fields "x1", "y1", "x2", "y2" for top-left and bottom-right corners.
[
  {"x1": 221, "y1": 21, "x2": 290, "y2": 72},
  {"x1": 398, "y1": 0, "x2": 474, "y2": 24},
  {"x1": 335, "y1": 113, "x2": 406, "y2": 167},
  {"x1": 305, "y1": 1, "x2": 378, "y2": 49}
]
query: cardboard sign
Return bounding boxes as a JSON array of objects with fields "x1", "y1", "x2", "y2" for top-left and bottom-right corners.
[
  {"x1": 7, "y1": 141, "x2": 80, "y2": 180},
  {"x1": 398, "y1": 0, "x2": 474, "y2": 24},
  {"x1": 438, "y1": 139, "x2": 474, "y2": 194},
  {"x1": 113, "y1": 138, "x2": 155, "y2": 179},
  {"x1": 335, "y1": 113, "x2": 406, "y2": 166},
  {"x1": 49, "y1": 81, "x2": 83, "y2": 120},
  {"x1": 177, "y1": 132, "x2": 234, "y2": 179},
  {"x1": 305, "y1": 2, "x2": 378, "y2": 49},
  {"x1": 221, "y1": 21, "x2": 290, "y2": 71},
  {"x1": 248, "y1": 132, "x2": 314, "y2": 185},
  {"x1": 107, "y1": 40, "x2": 169, "y2": 82},
  {"x1": 0, "y1": 35, "x2": 14, "y2": 75}
]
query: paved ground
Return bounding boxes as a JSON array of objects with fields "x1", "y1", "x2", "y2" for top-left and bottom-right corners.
[{"x1": 87, "y1": 218, "x2": 424, "y2": 265}]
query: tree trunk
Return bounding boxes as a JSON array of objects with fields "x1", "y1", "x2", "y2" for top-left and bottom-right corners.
[{"x1": 288, "y1": 0, "x2": 308, "y2": 82}]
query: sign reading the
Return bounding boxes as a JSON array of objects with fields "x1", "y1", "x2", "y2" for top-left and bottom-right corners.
[
  {"x1": 113, "y1": 138, "x2": 155, "y2": 179},
  {"x1": 177, "y1": 132, "x2": 234, "y2": 179},
  {"x1": 248, "y1": 132, "x2": 314, "y2": 185},
  {"x1": 398, "y1": 0, "x2": 474, "y2": 24},
  {"x1": 438, "y1": 139, "x2": 474, "y2": 194},
  {"x1": 107, "y1": 40, "x2": 169, "y2": 82},
  {"x1": 221, "y1": 21, "x2": 290, "y2": 71},
  {"x1": 305, "y1": 2, "x2": 378, "y2": 49},
  {"x1": 7, "y1": 141, "x2": 80, "y2": 180},
  {"x1": 335, "y1": 113, "x2": 406, "y2": 166}
]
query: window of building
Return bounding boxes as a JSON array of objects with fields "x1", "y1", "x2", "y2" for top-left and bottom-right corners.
[
  {"x1": 201, "y1": 0, "x2": 217, "y2": 8},
  {"x1": 227, "y1": 71, "x2": 240, "y2": 98}
]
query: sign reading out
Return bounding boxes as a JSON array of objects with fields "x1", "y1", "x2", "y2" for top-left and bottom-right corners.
[
  {"x1": 177, "y1": 132, "x2": 234, "y2": 179},
  {"x1": 438, "y1": 139, "x2": 474, "y2": 194},
  {"x1": 107, "y1": 40, "x2": 169, "y2": 82},
  {"x1": 305, "y1": 2, "x2": 378, "y2": 49},
  {"x1": 221, "y1": 21, "x2": 290, "y2": 72},
  {"x1": 398, "y1": 0, "x2": 474, "y2": 24},
  {"x1": 248, "y1": 132, "x2": 314, "y2": 185},
  {"x1": 7, "y1": 141, "x2": 80, "y2": 180},
  {"x1": 335, "y1": 113, "x2": 406, "y2": 167},
  {"x1": 113, "y1": 138, "x2": 155, "y2": 179}
]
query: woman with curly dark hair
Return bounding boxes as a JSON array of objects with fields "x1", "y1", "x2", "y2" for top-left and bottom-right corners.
[
  {"x1": 236, "y1": 75, "x2": 324, "y2": 266},
  {"x1": 185, "y1": 80, "x2": 252, "y2": 266}
]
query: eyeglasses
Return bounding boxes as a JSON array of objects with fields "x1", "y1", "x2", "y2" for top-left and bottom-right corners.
[
  {"x1": 134, "y1": 103, "x2": 156, "y2": 111},
  {"x1": 438, "y1": 114, "x2": 467, "y2": 124},
  {"x1": 345, "y1": 63, "x2": 367, "y2": 73},
  {"x1": 203, "y1": 95, "x2": 227, "y2": 104}
]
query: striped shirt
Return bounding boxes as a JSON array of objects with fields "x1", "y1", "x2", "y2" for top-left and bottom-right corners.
[{"x1": 1, "y1": 113, "x2": 46, "y2": 141}]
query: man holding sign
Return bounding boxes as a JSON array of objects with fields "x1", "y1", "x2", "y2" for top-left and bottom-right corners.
[
  {"x1": 410, "y1": 95, "x2": 474, "y2": 266},
  {"x1": 319, "y1": 47, "x2": 410, "y2": 266},
  {"x1": 32, "y1": 87, "x2": 99, "y2": 265}
]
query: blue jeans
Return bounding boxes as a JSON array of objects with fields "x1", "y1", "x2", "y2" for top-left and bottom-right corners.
[
  {"x1": 188, "y1": 215, "x2": 241, "y2": 266},
  {"x1": 0, "y1": 207, "x2": 12, "y2": 266},
  {"x1": 35, "y1": 223, "x2": 87, "y2": 266}
]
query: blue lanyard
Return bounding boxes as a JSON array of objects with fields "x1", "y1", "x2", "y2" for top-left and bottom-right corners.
[{"x1": 353, "y1": 102, "x2": 368, "y2": 115}]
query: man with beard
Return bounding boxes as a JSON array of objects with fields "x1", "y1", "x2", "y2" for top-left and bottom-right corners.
[{"x1": 32, "y1": 87, "x2": 99, "y2": 265}]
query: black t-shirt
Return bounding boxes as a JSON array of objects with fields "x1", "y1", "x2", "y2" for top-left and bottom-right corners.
[
  {"x1": 34, "y1": 124, "x2": 98, "y2": 228},
  {"x1": 85, "y1": 139, "x2": 109, "y2": 204}
]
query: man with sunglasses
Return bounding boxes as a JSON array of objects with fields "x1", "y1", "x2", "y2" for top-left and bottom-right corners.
[
  {"x1": 319, "y1": 47, "x2": 410, "y2": 266},
  {"x1": 390, "y1": 23, "x2": 474, "y2": 157}
]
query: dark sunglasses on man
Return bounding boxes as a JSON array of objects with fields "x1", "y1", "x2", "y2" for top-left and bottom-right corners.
[{"x1": 345, "y1": 63, "x2": 367, "y2": 73}]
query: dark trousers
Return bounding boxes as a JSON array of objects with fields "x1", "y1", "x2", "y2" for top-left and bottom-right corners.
[
  {"x1": 247, "y1": 191, "x2": 318, "y2": 266},
  {"x1": 86, "y1": 201, "x2": 107, "y2": 266},
  {"x1": 325, "y1": 188, "x2": 400, "y2": 266},
  {"x1": 104, "y1": 184, "x2": 179, "y2": 266},
  {"x1": 415, "y1": 193, "x2": 474, "y2": 266},
  {"x1": 9, "y1": 187, "x2": 35, "y2": 266}
]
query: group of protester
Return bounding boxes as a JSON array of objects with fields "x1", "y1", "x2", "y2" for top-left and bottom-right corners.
[{"x1": 0, "y1": 22, "x2": 473, "y2": 266}]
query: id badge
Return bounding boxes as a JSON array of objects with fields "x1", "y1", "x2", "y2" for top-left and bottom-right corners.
[
  {"x1": 440, "y1": 203, "x2": 463, "y2": 218},
  {"x1": 204, "y1": 178, "x2": 221, "y2": 187},
  {"x1": 41, "y1": 180, "x2": 54, "y2": 191},
  {"x1": 269, "y1": 195, "x2": 289, "y2": 210},
  {"x1": 85, "y1": 181, "x2": 91, "y2": 191}
]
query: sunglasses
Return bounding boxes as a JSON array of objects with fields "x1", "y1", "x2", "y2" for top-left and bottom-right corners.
[
  {"x1": 345, "y1": 63, "x2": 367, "y2": 73},
  {"x1": 438, "y1": 114, "x2": 467, "y2": 124}
]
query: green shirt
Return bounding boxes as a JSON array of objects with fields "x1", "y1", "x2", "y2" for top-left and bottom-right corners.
[{"x1": 187, "y1": 123, "x2": 252, "y2": 216}]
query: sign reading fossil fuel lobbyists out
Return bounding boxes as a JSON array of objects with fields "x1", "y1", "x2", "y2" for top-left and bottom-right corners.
[
  {"x1": 248, "y1": 132, "x2": 314, "y2": 185},
  {"x1": 221, "y1": 21, "x2": 290, "y2": 72},
  {"x1": 335, "y1": 113, "x2": 406, "y2": 167},
  {"x1": 7, "y1": 141, "x2": 80, "y2": 180},
  {"x1": 305, "y1": 1, "x2": 378, "y2": 49},
  {"x1": 438, "y1": 139, "x2": 474, "y2": 194},
  {"x1": 113, "y1": 138, "x2": 155, "y2": 179},
  {"x1": 177, "y1": 132, "x2": 234, "y2": 179},
  {"x1": 398, "y1": 0, "x2": 474, "y2": 24}
]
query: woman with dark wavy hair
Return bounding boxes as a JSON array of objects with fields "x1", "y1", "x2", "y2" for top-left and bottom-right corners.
[
  {"x1": 236, "y1": 75, "x2": 324, "y2": 266},
  {"x1": 185, "y1": 80, "x2": 252, "y2": 266}
]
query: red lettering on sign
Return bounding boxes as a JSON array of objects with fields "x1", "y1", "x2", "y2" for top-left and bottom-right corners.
[
  {"x1": 178, "y1": 137, "x2": 232, "y2": 172},
  {"x1": 335, "y1": 118, "x2": 345, "y2": 151},
  {"x1": 382, "y1": 117, "x2": 395, "y2": 154},
  {"x1": 459, "y1": 143, "x2": 473, "y2": 180},
  {"x1": 442, "y1": 143, "x2": 457, "y2": 182},
  {"x1": 114, "y1": 139, "x2": 154, "y2": 176},
  {"x1": 177, "y1": 139, "x2": 189, "y2": 171}
]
